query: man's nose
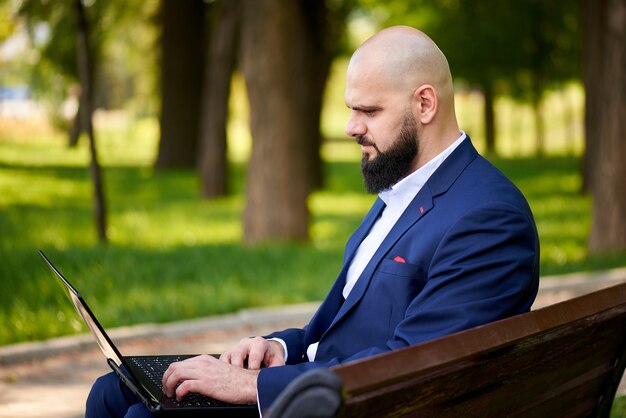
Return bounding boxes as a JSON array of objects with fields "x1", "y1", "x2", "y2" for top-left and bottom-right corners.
[{"x1": 345, "y1": 111, "x2": 366, "y2": 138}]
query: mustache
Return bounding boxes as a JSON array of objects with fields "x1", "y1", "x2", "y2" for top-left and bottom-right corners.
[{"x1": 356, "y1": 136, "x2": 377, "y2": 148}]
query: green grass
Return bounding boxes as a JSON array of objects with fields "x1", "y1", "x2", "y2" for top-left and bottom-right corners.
[
  {"x1": 0, "y1": 115, "x2": 625, "y2": 347},
  {"x1": 613, "y1": 396, "x2": 626, "y2": 418}
]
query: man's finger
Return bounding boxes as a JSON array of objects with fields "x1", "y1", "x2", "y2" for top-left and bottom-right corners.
[
  {"x1": 265, "y1": 353, "x2": 285, "y2": 367},
  {"x1": 219, "y1": 351, "x2": 231, "y2": 363},
  {"x1": 162, "y1": 362, "x2": 181, "y2": 397},
  {"x1": 246, "y1": 345, "x2": 264, "y2": 370},
  {"x1": 229, "y1": 349, "x2": 247, "y2": 368},
  {"x1": 175, "y1": 379, "x2": 196, "y2": 400},
  {"x1": 162, "y1": 366, "x2": 181, "y2": 398}
]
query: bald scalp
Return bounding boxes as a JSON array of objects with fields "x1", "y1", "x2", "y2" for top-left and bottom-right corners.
[{"x1": 348, "y1": 26, "x2": 454, "y2": 106}]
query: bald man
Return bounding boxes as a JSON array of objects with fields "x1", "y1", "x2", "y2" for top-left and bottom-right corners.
[{"x1": 86, "y1": 26, "x2": 539, "y2": 417}]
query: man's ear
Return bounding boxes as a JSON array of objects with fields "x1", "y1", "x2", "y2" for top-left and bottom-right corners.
[{"x1": 412, "y1": 84, "x2": 437, "y2": 124}]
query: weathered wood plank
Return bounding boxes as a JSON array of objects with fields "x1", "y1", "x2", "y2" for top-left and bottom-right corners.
[{"x1": 331, "y1": 282, "x2": 626, "y2": 418}]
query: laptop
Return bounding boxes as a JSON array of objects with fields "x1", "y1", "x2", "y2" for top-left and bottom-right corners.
[{"x1": 39, "y1": 250, "x2": 258, "y2": 417}]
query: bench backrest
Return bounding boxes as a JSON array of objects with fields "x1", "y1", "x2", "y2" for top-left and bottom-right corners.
[{"x1": 330, "y1": 282, "x2": 626, "y2": 417}]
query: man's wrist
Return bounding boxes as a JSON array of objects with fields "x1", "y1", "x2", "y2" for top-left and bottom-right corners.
[
  {"x1": 268, "y1": 338, "x2": 288, "y2": 362},
  {"x1": 247, "y1": 368, "x2": 259, "y2": 399}
]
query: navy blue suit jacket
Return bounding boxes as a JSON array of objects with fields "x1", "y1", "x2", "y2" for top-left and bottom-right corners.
[{"x1": 258, "y1": 137, "x2": 540, "y2": 411}]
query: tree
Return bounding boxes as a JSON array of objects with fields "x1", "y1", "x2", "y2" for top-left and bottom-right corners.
[
  {"x1": 16, "y1": 0, "x2": 158, "y2": 142},
  {"x1": 198, "y1": 0, "x2": 241, "y2": 199},
  {"x1": 358, "y1": 0, "x2": 580, "y2": 156},
  {"x1": 74, "y1": 0, "x2": 107, "y2": 243},
  {"x1": 16, "y1": 0, "x2": 109, "y2": 243},
  {"x1": 585, "y1": 0, "x2": 626, "y2": 252},
  {"x1": 239, "y1": 0, "x2": 350, "y2": 243},
  {"x1": 297, "y1": 1, "x2": 350, "y2": 192},
  {"x1": 582, "y1": 0, "x2": 604, "y2": 193},
  {"x1": 364, "y1": 1, "x2": 527, "y2": 154},
  {"x1": 518, "y1": 0, "x2": 581, "y2": 157},
  {"x1": 240, "y1": 0, "x2": 314, "y2": 243},
  {"x1": 155, "y1": 0, "x2": 205, "y2": 169}
]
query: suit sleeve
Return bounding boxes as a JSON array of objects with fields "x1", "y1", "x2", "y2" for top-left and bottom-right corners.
[
  {"x1": 263, "y1": 327, "x2": 308, "y2": 365},
  {"x1": 258, "y1": 201, "x2": 539, "y2": 412}
]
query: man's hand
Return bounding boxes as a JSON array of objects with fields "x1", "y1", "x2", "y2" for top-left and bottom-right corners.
[
  {"x1": 220, "y1": 336, "x2": 286, "y2": 369},
  {"x1": 162, "y1": 354, "x2": 259, "y2": 404}
]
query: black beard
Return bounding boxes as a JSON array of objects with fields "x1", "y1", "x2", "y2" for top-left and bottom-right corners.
[{"x1": 360, "y1": 115, "x2": 418, "y2": 194}]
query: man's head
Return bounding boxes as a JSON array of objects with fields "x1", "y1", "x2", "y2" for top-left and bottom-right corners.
[{"x1": 344, "y1": 26, "x2": 460, "y2": 193}]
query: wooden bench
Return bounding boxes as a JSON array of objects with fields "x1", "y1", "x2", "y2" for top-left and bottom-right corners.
[{"x1": 266, "y1": 282, "x2": 626, "y2": 418}]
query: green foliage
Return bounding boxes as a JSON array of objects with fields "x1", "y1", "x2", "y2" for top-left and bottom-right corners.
[
  {"x1": 0, "y1": 116, "x2": 625, "y2": 346},
  {"x1": 0, "y1": 1, "x2": 16, "y2": 42},
  {"x1": 18, "y1": 0, "x2": 81, "y2": 83},
  {"x1": 0, "y1": 119, "x2": 361, "y2": 345},
  {"x1": 354, "y1": 0, "x2": 581, "y2": 101},
  {"x1": 612, "y1": 396, "x2": 626, "y2": 418},
  {"x1": 13, "y1": 0, "x2": 159, "y2": 112}
]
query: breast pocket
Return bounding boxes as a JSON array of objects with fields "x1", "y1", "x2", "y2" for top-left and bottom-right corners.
[
  {"x1": 377, "y1": 258, "x2": 424, "y2": 278},
  {"x1": 374, "y1": 258, "x2": 428, "y2": 338}
]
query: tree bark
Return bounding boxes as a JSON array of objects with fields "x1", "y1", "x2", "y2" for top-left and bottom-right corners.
[
  {"x1": 240, "y1": 0, "x2": 312, "y2": 243},
  {"x1": 74, "y1": 0, "x2": 107, "y2": 243},
  {"x1": 297, "y1": 1, "x2": 336, "y2": 192},
  {"x1": 155, "y1": 0, "x2": 205, "y2": 169},
  {"x1": 582, "y1": 0, "x2": 605, "y2": 193},
  {"x1": 68, "y1": 97, "x2": 81, "y2": 148},
  {"x1": 587, "y1": 0, "x2": 626, "y2": 252},
  {"x1": 198, "y1": 0, "x2": 240, "y2": 199}
]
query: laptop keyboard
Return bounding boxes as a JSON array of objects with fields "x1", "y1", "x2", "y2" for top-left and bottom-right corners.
[{"x1": 129, "y1": 356, "x2": 229, "y2": 407}]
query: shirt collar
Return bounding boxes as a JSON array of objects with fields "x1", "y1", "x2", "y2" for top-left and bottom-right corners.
[{"x1": 379, "y1": 131, "x2": 467, "y2": 209}]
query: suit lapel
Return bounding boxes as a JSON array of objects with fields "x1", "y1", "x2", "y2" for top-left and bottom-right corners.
[
  {"x1": 326, "y1": 188, "x2": 433, "y2": 332},
  {"x1": 306, "y1": 197, "x2": 386, "y2": 342},
  {"x1": 343, "y1": 198, "x2": 386, "y2": 265},
  {"x1": 323, "y1": 137, "x2": 479, "y2": 335}
]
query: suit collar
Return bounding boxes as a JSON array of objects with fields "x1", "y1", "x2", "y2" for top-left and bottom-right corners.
[
  {"x1": 425, "y1": 135, "x2": 478, "y2": 197},
  {"x1": 378, "y1": 131, "x2": 466, "y2": 208}
]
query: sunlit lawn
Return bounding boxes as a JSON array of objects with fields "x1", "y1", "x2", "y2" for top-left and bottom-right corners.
[
  {"x1": 613, "y1": 396, "x2": 626, "y2": 418},
  {"x1": 0, "y1": 110, "x2": 625, "y2": 347},
  {"x1": 0, "y1": 117, "x2": 368, "y2": 345}
]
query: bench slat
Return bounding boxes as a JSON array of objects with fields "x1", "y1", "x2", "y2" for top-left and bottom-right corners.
[{"x1": 332, "y1": 282, "x2": 626, "y2": 418}]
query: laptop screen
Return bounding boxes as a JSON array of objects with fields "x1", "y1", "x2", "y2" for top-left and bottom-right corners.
[{"x1": 39, "y1": 251, "x2": 125, "y2": 368}]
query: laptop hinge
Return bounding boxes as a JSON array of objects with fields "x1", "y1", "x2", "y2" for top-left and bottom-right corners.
[{"x1": 107, "y1": 358, "x2": 161, "y2": 412}]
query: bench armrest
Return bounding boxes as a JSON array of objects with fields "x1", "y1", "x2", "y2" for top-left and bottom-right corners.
[{"x1": 265, "y1": 368, "x2": 343, "y2": 418}]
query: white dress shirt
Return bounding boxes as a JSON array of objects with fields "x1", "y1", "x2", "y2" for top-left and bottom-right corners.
[{"x1": 288, "y1": 132, "x2": 467, "y2": 363}]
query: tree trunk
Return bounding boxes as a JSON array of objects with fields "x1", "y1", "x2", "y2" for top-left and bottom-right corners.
[
  {"x1": 582, "y1": 0, "x2": 605, "y2": 193},
  {"x1": 155, "y1": 0, "x2": 205, "y2": 169},
  {"x1": 74, "y1": 0, "x2": 107, "y2": 243},
  {"x1": 240, "y1": 0, "x2": 312, "y2": 243},
  {"x1": 588, "y1": 0, "x2": 626, "y2": 252},
  {"x1": 483, "y1": 84, "x2": 496, "y2": 155},
  {"x1": 199, "y1": 0, "x2": 240, "y2": 199},
  {"x1": 297, "y1": 1, "x2": 336, "y2": 192},
  {"x1": 68, "y1": 97, "x2": 81, "y2": 148}
]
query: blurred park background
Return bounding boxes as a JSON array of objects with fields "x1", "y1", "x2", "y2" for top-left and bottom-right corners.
[{"x1": 0, "y1": 0, "x2": 625, "y2": 351}]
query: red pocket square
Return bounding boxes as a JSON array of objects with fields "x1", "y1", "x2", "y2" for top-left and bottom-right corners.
[{"x1": 393, "y1": 256, "x2": 406, "y2": 263}]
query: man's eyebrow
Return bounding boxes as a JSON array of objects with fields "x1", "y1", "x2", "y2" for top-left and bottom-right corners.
[{"x1": 346, "y1": 103, "x2": 382, "y2": 112}]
